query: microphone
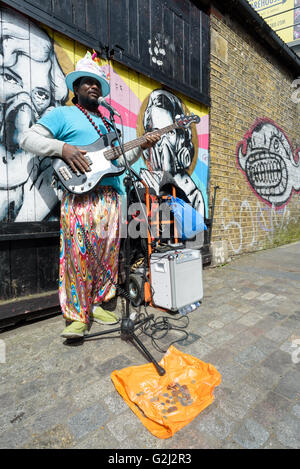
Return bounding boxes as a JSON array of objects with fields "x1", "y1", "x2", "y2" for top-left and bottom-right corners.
[{"x1": 98, "y1": 97, "x2": 121, "y2": 117}]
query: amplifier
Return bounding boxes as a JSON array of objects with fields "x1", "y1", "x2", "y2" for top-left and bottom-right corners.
[{"x1": 150, "y1": 249, "x2": 203, "y2": 311}]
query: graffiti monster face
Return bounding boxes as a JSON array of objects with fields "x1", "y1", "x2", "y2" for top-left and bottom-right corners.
[{"x1": 237, "y1": 120, "x2": 300, "y2": 207}]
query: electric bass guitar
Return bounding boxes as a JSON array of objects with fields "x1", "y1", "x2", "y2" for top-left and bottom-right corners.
[{"x1": 52, "y1": 113, "x2": 200, "y2": 194}]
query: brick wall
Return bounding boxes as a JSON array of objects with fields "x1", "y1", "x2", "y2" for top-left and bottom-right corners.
[{"x1": 209, "y1": 11, "x2": 300, "y2": 263}]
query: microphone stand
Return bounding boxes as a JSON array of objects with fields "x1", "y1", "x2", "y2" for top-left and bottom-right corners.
[{"x1": 83, "y1": 110, "x2": 165, "y2": 376}]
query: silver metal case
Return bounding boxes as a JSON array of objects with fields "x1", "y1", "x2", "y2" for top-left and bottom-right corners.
[{"x1": 150, "y1": 249, "x2": 203, "y2": 311}]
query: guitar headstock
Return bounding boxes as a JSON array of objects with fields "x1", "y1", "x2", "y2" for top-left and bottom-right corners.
[{"x1": 175, "y1": 113, "x2": 200, "y2": 129}]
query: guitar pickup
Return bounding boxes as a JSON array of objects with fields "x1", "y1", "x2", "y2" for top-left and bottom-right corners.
[
  {"x1": 58, "y1": 166, "x2": 73, "y2": 181},
  {"x1": 86, "y1": 155, "x2": 93, "y2": 165}
]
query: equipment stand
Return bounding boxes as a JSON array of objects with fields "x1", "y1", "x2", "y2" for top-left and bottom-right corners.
[{"x1": 80, "y1": 112, "x2": 166, "y2": 376}]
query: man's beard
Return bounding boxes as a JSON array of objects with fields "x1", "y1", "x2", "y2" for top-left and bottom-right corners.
[{"x1": 78, "y1": 94, "x2": 98, "y2": 111}]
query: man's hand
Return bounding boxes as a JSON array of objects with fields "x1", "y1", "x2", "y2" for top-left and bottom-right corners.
[
  {"x1": 62, "y1": 143, "x2": 91, "y2": 173},
  {"x1": 140, "y1": 132, "x2": 160, "y2": 150}
]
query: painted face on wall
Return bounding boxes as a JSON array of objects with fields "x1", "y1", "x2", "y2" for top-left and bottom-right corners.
[
  {"x1": 137, "y1": 89, "x2": 205, "y2": 217},
  {"x1": 236, "y1": 119, "x2": 300, "y2": 208},
  {"x1": 0, "y1": 7, "x2": 67, "y2": 218},
  {"x1": 142, "y1": 89, "x2": 195, "y2": 175}
]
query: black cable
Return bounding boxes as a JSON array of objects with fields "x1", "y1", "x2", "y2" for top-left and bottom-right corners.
[
  {"x1": 134, "y1": 305, "x2": 190, "y2": 353},
  {"x1": 72, "y1": 203, "x2": 191, "y2": 351}
]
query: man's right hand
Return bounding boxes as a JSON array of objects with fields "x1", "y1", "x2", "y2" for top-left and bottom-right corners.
[{"x1": 62, "y1": 143, "x2": 91, "y2": 173}]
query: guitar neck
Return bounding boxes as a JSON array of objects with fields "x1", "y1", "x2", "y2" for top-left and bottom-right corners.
[{"x1": 104, "y1": 123, "x2": 177, "y2": 159}]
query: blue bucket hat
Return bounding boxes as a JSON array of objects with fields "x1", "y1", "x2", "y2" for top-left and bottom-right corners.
[{"x1": 65, "y1": 53, "x2": 110, "y2": 97}]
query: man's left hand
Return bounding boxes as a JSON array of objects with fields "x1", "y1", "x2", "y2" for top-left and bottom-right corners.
[{"x1": 141, "y1": 132, "x2": 161, "y2": 150}]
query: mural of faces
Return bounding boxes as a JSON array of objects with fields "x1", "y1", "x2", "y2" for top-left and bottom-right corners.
[
  {"x1": 0, "y1": 6, "x2": 68, "y2": 221},
  {"x1": 0, "y1": 7, "x2": 207, "y2": 223},
  {"x1": 139, "y1": 89, "x2": 205, "y2": 216},
  {"x1": 236, "y1": 118, "x2": 300, "y2": 208}
]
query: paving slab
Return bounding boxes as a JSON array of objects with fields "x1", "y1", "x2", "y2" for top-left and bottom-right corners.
[{"x1": 0, "y1": 241, "x2": 300, "y2": 449}]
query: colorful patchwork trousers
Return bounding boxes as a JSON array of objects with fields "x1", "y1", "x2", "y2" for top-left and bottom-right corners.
[{"x1": 59, "y1": 186, "x2": 121, "y2": 324}]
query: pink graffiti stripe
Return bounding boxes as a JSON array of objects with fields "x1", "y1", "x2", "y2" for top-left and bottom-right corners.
[
  {"x1": 99, "y1": 103, "x2": 137, "y2": 129},
  {"x1": 196, "y1": 114, "x2": 209, "y2": 135},
  {"x1": 99, "y1": 100, "x2": 138, "y2": 129},
  {"x1": 108, "y1": 67, "x2": 142, "y2": 116},
  {"x1": 198, "y1": 133, "x2": 209, "y2": 150}
]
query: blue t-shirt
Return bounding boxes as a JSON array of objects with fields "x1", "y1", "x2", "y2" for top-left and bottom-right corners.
[{"x1": 38, "y1": 106, "x2": 123, "y2": 194}]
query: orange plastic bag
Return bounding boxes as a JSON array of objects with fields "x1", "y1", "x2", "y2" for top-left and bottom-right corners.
[{"x1": 111, "y1": 345, "x2": 221, "y2": 439}]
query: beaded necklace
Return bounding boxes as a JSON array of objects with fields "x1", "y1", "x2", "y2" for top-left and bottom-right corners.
[{"x1": 76, "y1": 103, "x2": 112, "y2": 137}]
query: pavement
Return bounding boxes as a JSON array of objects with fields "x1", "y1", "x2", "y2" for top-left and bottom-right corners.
[{"x1": 0, "y1": 241, "x2": 300, "y2": 450}]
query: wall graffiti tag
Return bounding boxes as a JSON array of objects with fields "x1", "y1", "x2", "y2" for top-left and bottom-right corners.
[
  {"x1": 236, "y1": 118, "x2": 300, "y2": 209},
  {"x1": 221, "y1": 197, "x2": 300, "y2": 254}
]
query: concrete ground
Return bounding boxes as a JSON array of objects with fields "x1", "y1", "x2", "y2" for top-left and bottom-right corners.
[{"x1": 0, "y1": 241, "x2": 300, "y2": 449}]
